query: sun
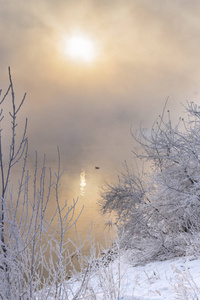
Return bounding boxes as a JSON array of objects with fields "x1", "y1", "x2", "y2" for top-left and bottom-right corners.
[{"x1": 65, "y1": 34, "x2": 97, "y2": 63}]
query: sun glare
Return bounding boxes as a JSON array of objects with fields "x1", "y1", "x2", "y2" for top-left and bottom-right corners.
[{"x1": 65, "y1": 35, "x2": 96, "y2": 63}]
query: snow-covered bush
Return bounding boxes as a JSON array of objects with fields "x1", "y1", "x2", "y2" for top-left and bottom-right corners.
[{"x1": 100, "y1": 101, "x2": 200, "y2": 264}]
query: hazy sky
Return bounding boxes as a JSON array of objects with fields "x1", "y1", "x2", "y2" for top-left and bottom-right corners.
[{"x1": 1, "y1": 0, "x2": 200, "y2": 183}]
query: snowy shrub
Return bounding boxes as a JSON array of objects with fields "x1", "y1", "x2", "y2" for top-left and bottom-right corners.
[{"x1": 100, "y1": 101, "x2": 200, "y2": 264}]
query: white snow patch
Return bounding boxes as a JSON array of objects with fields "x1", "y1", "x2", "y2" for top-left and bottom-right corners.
[
  {"x1": 36, "y1": 255, "x2": 200, "y2": 299},
  {"x1": 74, "y1": 256, "x2": 200, "y2": 299}
]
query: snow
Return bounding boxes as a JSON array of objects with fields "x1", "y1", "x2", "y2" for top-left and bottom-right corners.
[
  {"x1": 36, "y1": 253, "x2": 200, "y2": 299},
  {"x1": 69, "y1": 255, "x2": 200, "y2": 299},
  {"x1": 115, "y1": 256, "x2": 200, "y2": 299}
]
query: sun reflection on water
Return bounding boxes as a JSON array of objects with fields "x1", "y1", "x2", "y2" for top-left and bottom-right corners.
[{"x1": 80, "y1": 169, "x2": 86, "y2": 196}]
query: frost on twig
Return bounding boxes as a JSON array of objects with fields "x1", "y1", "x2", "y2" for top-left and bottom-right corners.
[
  {"x1": 0, "y1": 68, "x2": 90, "y2": 299},
  {"x1": 100, "y1": 100, "x2": 200, "y2": 265}
]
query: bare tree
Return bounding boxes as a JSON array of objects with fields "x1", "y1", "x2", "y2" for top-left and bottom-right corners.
[
  {"x1": 0, "y1": 67, "x2": 27, "y2": 296},
  {"x1": 0, "y1": 68, "x2": 93, "y2": 299}
]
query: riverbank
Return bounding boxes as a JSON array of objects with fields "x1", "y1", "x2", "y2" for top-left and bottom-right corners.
[{"x1": 36, "y1": 253, "x2": 200, "y2": 299}]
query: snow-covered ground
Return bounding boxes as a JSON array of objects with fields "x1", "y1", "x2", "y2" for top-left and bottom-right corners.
[
  {"x1": 112, "y1": 256, "x2": 200, "y2": 299},
  {"x1": 36, "y1": 254, "x2": 200, "y2": 299},
  {"x1": 69, "y1": 255, "x2": 200, "y2": 299}
]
